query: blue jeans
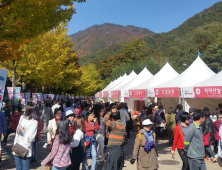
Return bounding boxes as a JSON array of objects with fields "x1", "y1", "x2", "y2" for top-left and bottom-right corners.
[
  {"x1": 52, "y1": 166, "x2": 68, "y2": 170},
  {"x1": 82, "y1": 144, "x2": 97, "y2": 170},
  {"x1": 32, "y1": 141, "x2": 38, "y2": 160},
  {"x1": 14, "y1": 155, "x2": 32, "y2": 170}
]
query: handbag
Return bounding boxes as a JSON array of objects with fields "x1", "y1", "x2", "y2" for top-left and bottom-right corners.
[{"x1": 12, "y1": 116, "x2": 29, "y2": 158}]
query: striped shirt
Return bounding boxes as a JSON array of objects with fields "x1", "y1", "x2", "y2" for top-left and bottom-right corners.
[
  {"x1": 41, "y1": 135, "x2": 71, "y2": 167},
  {"x1": 102, "y1": 112, "x2": 126, "y2": 146}
]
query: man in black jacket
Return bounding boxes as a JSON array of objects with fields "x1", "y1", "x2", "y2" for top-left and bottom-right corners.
[
  {"x1": 202, "y1": 108, "x2": 216, "y2": 162},
  {"x1": 175, "y1": 104, "x2": 183, "y2": 124}
]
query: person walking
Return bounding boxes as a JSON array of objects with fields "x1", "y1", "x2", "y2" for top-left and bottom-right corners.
[
  {"x1": 83, "y1": 110, "x2": 100, "y2": 170},
  {"x1": 171, "y1": 112, "x2": 190, "y2": 170},
  {"x1": 95, "y1": 107, "x2": 106, "y2": 158},
  {"x1": 46, "y1": 108, "x2": 62, "y2": 170},
  {"x1": 202, "y1": 109, "x2": 216, "y2": 162},
  {"x1": 119, "y1": 103, "x2": 130, "y2": 143},
  {"x1": 166, "y1": 107, "x2": 176, "y2": 146},
  {"x1": 42, "y1": 103, "x2": 53, "y2": 134},
  {"x1": 65, "y1": 110, "x2": 75, "y2": 138},
  {"x1": 189, "y1": 108, "x2": 195, "y2": 124},
  {"x1": 154, "y1": 105, "x2": 166, "y2": 139},
  {"x1": 0, "y1": 111, "x2": 6, "y2": 166},
  {"x1": 216, "y1": 113, "x2": 222, "y2": 167},
  {"x1": 102, "y1": 108, "x2": 126, "y2": 170},
  {"x1": 80, "y1": 104, "x2": 90, "y2": 119},
  {"x1": 67, "y1": 116, "x2": 86, "y2": 170},
  {"x1": 175, "y1": 104, "x2": 183, "y2": 124},
  {"x1": 183, "y1": 109, "x2": 206, "y2": 170},
  {"x1": 41, "y1": 117, "x2": 71, "y2": 170},
  {"x1": 130, "y1": 119, "x2": 158, "y2": 170},
  {"x1": 13, "y1": 104, "x2": 39, "y2": 170},
  {"x1": 214, "y1": 108, "x2": 221, "y2": 153},
  {"x1": 32, "y1": 120, "x2": 43, "y2": 162},
  {"x1": 3, "y1": 106, "x2": 22, "y2": 145}
]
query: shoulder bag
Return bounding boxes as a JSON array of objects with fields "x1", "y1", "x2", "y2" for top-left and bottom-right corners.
[{"x1": 12, "y1": 116, "x2": 29, "y2": 158}]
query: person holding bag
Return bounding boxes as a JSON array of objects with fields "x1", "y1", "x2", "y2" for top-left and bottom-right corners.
[{"x1": 12, "y1": 104, "x2": 39, "y2": 170}]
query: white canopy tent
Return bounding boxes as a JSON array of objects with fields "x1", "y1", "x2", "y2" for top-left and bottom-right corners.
[
  {"x1": 132, "y1": 62, "x2": 179, "y2": 90},
  {"x1": 114, "y1": 67, "x2": 153, "y2": 110},
  {"x1": 105, "y1": 73, "x2": 127, "y2": 92},
  {"x1": 108, "y1": 70, "x2": 137, "y2": 103},
  {"x1": 155, "y1": 56, "x2": 215, "y2": 112},
  {"x1": 183, "y1": 70, "x2": 222, "y2": 113},
  {"x1": 128, "y1": 62, "x2": 179, "y2": 111}
]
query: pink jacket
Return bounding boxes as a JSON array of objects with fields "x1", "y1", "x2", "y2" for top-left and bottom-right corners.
[{"x1": 41, "y1": 135, "x2": 71, "y2": 167}]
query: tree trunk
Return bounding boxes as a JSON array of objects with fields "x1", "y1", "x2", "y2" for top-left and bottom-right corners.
[{"x1": 42, "y1": 86, "x2": 45, "y2": 93}]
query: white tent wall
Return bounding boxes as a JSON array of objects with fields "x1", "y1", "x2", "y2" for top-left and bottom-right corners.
[{"x1": 185, "y1": 98, "x2": 222, "y2": 113}]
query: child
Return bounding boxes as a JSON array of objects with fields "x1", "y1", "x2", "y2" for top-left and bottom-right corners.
[
  {"x1": 41, "y1": 117, "x2": 71, "y2": 170},
  {"x1": 130, "y1": 119, "x2": 158, "y2": 170}
]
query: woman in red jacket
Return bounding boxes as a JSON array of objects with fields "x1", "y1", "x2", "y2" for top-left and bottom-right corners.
[
  {"x1": 171, "y1": 112, "x2": 190, "y2": 170},
  {"x1": 3, "y1": 106, "x2": 22, "y2": 145}
]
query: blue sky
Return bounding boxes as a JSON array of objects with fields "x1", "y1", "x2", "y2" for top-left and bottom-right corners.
[{"x1": 68, "y1": 0, "x2": 220, "y2": 35}]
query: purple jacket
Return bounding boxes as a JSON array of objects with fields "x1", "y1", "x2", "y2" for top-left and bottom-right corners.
[{"x1": 189, "y1": 116, "x2": 193, "y2": 124}]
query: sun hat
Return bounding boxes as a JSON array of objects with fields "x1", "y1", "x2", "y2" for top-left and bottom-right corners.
[
  {"x1": 142, "y1": 119, "x2": 153, "y2": 126},
  {"x1": 66, "y1": 110, "x2": 75, "y2": 117},
  {"x1": 153, "y1": 106, "x2": 158, "y2": 111}
]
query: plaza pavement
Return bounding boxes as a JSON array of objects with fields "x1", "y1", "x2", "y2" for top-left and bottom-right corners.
[{"x1": 0, "y1": 131, "x2": 221, "y2": 170}]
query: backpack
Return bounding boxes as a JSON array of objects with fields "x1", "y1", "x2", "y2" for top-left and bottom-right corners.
[
  {"x1": 155, "y1": 110, "x2": 162, "y2": 123},
  {"x1": 138, "y1": 132, "x2": 156, "y2": 145}
]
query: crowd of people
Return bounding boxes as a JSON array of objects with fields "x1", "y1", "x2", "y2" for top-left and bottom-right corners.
[{"x1": 0, "y1": 98, "x2": 222, "y2": 170}]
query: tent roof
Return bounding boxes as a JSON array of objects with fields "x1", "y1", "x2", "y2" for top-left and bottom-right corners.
[
  {"x1": 131, "y1": 62, "x2": 179, "y2": 89},
  {"x1": 187, "y1": 70, "x2": 222, "y2": 87},
  {"x1": 105, "y1": 74, "x2": 127, "y2": 91},
  {"x1": 114, "y1": 71, "x2": 138, "y2": 90},
  {"x1": 156, "y1": 56, "x2": 215, "y2": 88},
  {"x1": 102, "y1": 81, "x2": 114, "y2": 91},
  {"x1": 116, "y1": 67, "x2": 153, "y2": 90}
]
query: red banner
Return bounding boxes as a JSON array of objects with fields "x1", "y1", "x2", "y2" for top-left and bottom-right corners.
[
  {"x1": 194, "y1": 86, "x2": 222, "y2": 98},
  {"x1": 98, "y1": 92, "x2": 102, "y2": 98},
  {"x1": 111, "y1": 90, "x2": 120, "y2": 98},
  {"x1": 103, "y1": 91, "x2": 108, "y2": 98},
  {"x1": 154, "y1": 87, "x2": 179, "y2": 98},
  {"x1": 129, "y1": 89, "x2": 146, "y2": 98}
]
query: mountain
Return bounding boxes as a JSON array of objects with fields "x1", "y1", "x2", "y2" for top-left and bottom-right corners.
[
  {"x1": 69, "y1": 23, "x2": 154, "y2": 57},
  {"x1": 92, "y1": 1, "x2": 222, "y2": 86}
]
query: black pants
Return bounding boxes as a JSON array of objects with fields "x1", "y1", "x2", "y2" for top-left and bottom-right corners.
[
  {"x1": 214, "y1": 140, "x2": 219, "y2": 153},
  {"x1": 3, "y1": 128, "x2": 16, "y2": 143},
  {"x1": 126, "y1": 125, "x2": 130, "y2": 139},
  {"x1": 67, "y1": 161, "x2": 81, "y2": 170},
  {"x1": 178, "y1": 149, "x2": 189, "y2": 170}
]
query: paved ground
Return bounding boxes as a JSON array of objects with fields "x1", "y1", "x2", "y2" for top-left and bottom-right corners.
[{"x1": 0, "y1": 131, "x2": 221, "y2": 170}]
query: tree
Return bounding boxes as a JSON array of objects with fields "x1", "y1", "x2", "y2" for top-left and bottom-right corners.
[
  {"x1": 79, "y1": 64, "x2": 103, "y2": 96},
  {"x1": 0, "y1": 22, "x2": 82, "y2": 93},
  {"x1": 0, "y1": 0, "x2": 85, "y2": 42}
]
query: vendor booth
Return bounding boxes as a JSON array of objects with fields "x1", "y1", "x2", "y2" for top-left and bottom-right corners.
[
  {"x1": 129, "y1": 62, "x2": 179, "y2": 111},
  {"x1": 183, "y1": 70, "x2": 222, "y2": 113},
  {"x1": 154, "y1": 56, "x2": 215, "y2": 112}
]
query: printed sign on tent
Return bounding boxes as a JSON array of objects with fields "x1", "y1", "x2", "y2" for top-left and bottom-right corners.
[
  {"x1": 37, "y1": 93, "x2": 43, "y2": 102},
  {"x1": 51, "y1": 94, "x2": 55, "y2": 100},
  {"x1": 124, "y1": 90, "x2": 129, "y2": 98},
  {"x1": 0, "y1": 69, "x2": 8, "y2": 109},
  {"x1": 183, "y1": 87, "x2": 195, "y2": 98},
  {"x1": 7, "y1": 87, "x2": 13, "y2": 103},
  {"x1": 25, "y1": 93, "x2": 30, "y2": 104},
  {"x1": 147, "y1": 88, "x2": 155, "y2": 97},
  {"x1": 43, "y1": 94, "x2": 48, "y2": 100},
  {"x1": 32, "y1": 93, "x2": 37, "y2": 104},
  {"x1": 14, "y1": 87, "x2": 21, "y2": 104},
  {"x1": 129, "y1": 89, "x2": 146, "y2": 98},
  {"x1": 154, "y1": 87, "x2": 179, "y2": 98},
  {"x1": 111, "y1": 90, "x2": 120, "y2": 98},
  {"x1": 98, "y1": 92, "x2": 102, "y2": 98},
  {"x1": 103, "y1": 91, "x2": 108, "y2": 98},
  {"x1": 194, "y1": 86, "x2": 222, "y2": 98},
  {"x1": 20, "y1": 93, "x2": 25, "y2": 105}
]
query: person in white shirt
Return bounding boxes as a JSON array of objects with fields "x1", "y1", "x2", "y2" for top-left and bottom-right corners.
[
  {"x1": 51, "y1": 100, "x2": 60, "y2": 114},
  {"x1": 13, "y1": 103, "x2": 39, "y2": 170},
  {"x1": 119, "y1": 103, "x2": 130, "y2": 127}
]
